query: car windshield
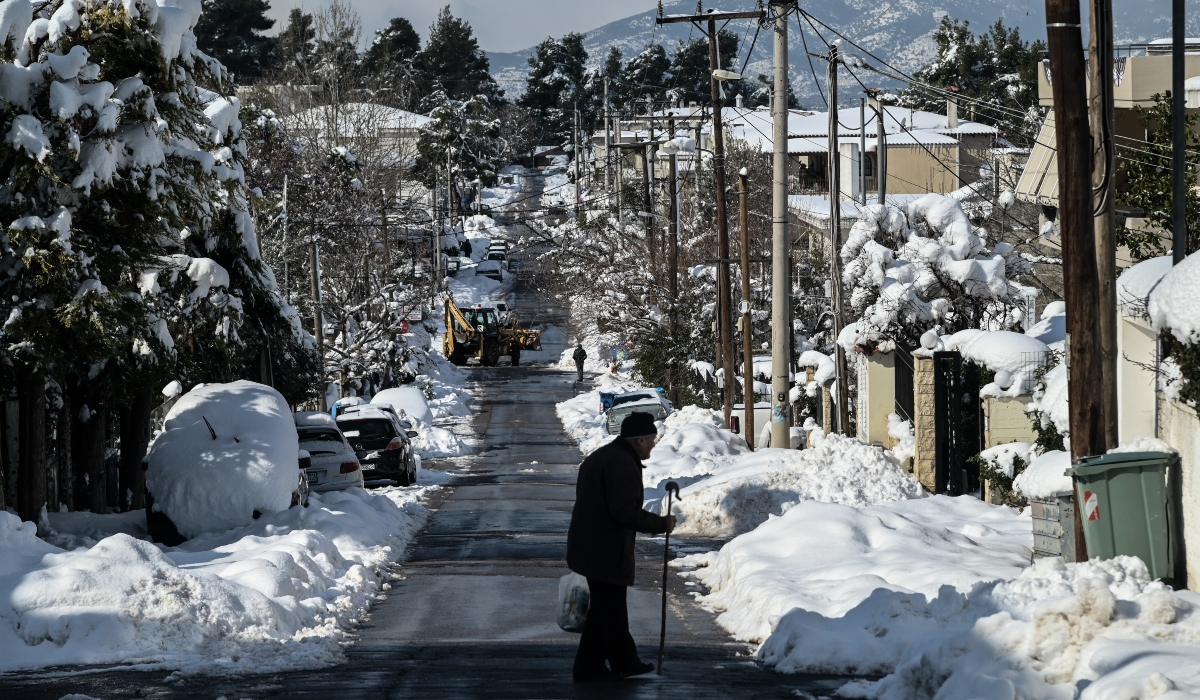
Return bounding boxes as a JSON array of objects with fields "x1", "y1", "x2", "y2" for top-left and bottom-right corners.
[
  {"x1": 337, "y1": 418, "x2": 395, "y2": 441},
  {"x1": 611, "y1": 393, "x2": 656, "y2": 408}
]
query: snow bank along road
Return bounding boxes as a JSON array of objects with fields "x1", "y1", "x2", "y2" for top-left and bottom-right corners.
[{"x1": 6, "y1": 286, "x2": 859, "y2": 699}]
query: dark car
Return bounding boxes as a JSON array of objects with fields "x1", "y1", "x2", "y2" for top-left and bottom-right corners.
[{"x1": 336, "y1": 406, "x2": 419, "y2": 486}]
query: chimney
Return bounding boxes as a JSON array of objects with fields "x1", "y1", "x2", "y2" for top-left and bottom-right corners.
[
  {"x1": 735, "y1": 93, "x2": 743, "y2": 109},
  {"x1": 946, "y1": 85, "x2": 960, "y2": 129}
]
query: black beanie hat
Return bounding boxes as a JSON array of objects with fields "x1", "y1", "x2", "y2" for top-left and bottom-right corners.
[{"x1": 620, "y1": 411, "x2": 658, "y2": 439}]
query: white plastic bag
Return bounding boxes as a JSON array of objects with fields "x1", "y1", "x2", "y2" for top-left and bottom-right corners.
[{"x1": 557, "y1": 572, "x2": 590, "y2": 633}]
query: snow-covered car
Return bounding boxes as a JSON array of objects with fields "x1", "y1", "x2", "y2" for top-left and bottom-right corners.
[
  {"x1": 475, "y1": 259, "x2": 504, "y2": 280},
  {"x1": 604, "y1": 390, "x2": 674, "y2": 435},
  {"x1": 144, "y1": 381, "x2": 309, "y2": 545},
  {"x1": 336, "y1": 405, "x2": 419, "y2": 486},
  {"x1": 371, "y1": 386, "x2": 433, "y2": 424},
  {"x1": 294, "y1": 412, "x2": 365, "y2": 493},
  {"x1": 485, "y1": 250, "x2": 508, "y2": 267}
]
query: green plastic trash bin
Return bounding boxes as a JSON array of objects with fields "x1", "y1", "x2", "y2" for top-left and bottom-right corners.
[{"x1": 1067, "y1": 451, "x2": 1178, "y2": 580}]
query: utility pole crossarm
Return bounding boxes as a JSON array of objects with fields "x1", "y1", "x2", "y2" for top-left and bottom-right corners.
[{"x1": 656, "y1": 10, "x2": 764, "y2": 25}]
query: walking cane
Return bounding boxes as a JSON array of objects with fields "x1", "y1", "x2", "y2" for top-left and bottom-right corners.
[{"x1": 658, "y1": 481, "x2": 681, "y2": 676}]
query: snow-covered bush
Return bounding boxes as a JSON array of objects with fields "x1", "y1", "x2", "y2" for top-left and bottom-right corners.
[{"x1": 839, "y1": 195, "x2": 1033, "y2": 351}]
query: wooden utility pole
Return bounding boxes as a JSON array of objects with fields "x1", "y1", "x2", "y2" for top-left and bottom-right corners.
[
  {"x1": 658, "y1": 5, "x2": 763, "y2": 428},
  {"x1": 828, "y1": 46, "x2": 851, "y2": 435},
  {"x1": 1047, "y1": 0, "x2": 1103, "y2": 560},
  {"x1": 669, "y1": 137, "x2": 681, "y2": 408},
  {"x1": 604, "y1": 75, "x2": 612, "y2": 192},
  {"x1": 1089, "y1": 0, "x2": 1117, "y2": 449},
  {"x1": 739, "y1": 169, "x2": 754, "y2": 449},
  {"x1": 1173, "y1": 0, "x2": 1188, "y2": 266},
  {"x1": 282, "y1": 172, "x2": 290, "y2": 302},
  {"x1": 380, "y1": 193, "x2": 392, "y2": 283}
]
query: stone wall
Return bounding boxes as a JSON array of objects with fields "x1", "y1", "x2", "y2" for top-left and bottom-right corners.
[{"x1": 913, "y1": 354, "x2": 937, "y2": 492}]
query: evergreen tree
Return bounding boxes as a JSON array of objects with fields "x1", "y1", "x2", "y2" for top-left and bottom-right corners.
[
  {"x1": 418, "y1": 6, "x2": 503, "y2": 104},
  {"x1": 902, "y1": 17, "x2": 1044, "y2": 143},
  {"x1": 519, "y1": 33, "x2": 590, "y2": 147},
  {"x1": 274, "y1": 8, "x2": 316, "y2": 73},
  {"x1": 416, "y1": 91, "x2": 502, "y2": 191},
  {"x1": 621, "y1": 44, "x2": 670, "y2": 106},
  {"x1": 364, "y1": 17, "x2": 421, "y2": 71},
  {"x1": 194, "y1": 0, "x2": 275, "y2": 80},
  {"x1": 670, "y1": 31, "x2": 738, "y2": 106}
]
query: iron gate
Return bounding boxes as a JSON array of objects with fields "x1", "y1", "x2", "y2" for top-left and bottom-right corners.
[
  {"x1": 933, "y1": 351, "x2": 985, "y2": 496},
  {"x1": 894, "y1": 345, "x2": 914, "y2": 423}
]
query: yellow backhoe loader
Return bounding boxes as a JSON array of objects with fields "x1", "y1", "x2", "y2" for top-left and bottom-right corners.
[{"x1": 443, "y1": 296, "x2": 542, "y2": 366}]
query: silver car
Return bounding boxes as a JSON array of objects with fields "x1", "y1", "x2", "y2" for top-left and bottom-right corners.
[{"x1": 294, "y1": 412, "x2": 364, "y2": 493}]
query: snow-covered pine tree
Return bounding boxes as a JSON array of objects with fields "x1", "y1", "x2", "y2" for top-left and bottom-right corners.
[{"x1": 0, "y1": 0, "x2": 315, "y2": 517}]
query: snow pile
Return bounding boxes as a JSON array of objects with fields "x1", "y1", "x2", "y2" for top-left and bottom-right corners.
[
  {"x1": 558, "y1": 331, "x2": 621, "y2": 373},
  {"x1": 846, "y1": 556, "x2": 1193, "y2": 699},
  {"x1": 979, "y1": 441, "x2": 1034, "y2": 480},
  {"x1": 1013, "y1": 450, "x2": 1072, "y2": 499},
  {"x1": 642, "y1": 421, "x2": 750, "y2": 490},
  {"x1": 1116, "y1": 255, "x2": 1172, "y2": 316},
  {"x1": 0, "y1": 484, "x2": 435, "y2": 674},
  {"x1": 666, "y1": 433, "x2": 926, "y2": 537},
  {"x1": 1149, "y1": 249, "x2": 1200, "y2": 343},
  {"x1": 1024, "y1": 300, "x2": 1066, "y2": 346},
  {"x1": 144, "y1": 381, "x2": 298, "y2": 540},
  {"x1": 677, "y1": 495, "x2": 1030, "y2": 672},
  {"x1": 1028, "y1": 363, "x2": 1070, "y2": 441},
  {"x1": 887, "y1": 412, "x2": 915, "y2": 467}
]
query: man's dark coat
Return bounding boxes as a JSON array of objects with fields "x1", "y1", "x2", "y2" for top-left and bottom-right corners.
[{"x1": 567, "y1": 437, "x2": 669, "y2": 586}]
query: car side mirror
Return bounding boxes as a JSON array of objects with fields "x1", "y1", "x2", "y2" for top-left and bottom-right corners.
[
  {"x1": 406, "y1": 431, "x2": 418, "y2": 439},
  {"x1": 299, "y1": 455, "x2": 312, "y2": 469}
]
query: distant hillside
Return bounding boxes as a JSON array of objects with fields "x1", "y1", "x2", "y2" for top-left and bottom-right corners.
[{"x1": 489, "y1": 0, "x2": 1196, "y2": 108}]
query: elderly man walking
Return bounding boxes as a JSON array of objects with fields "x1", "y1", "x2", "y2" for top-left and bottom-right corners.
[{"x1": 566, "y1": 411, "x2": 675, "y2": 682}]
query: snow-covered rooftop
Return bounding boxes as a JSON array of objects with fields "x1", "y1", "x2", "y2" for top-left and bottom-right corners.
[{"x1": 726, "y1": 106, "x2": 996, "y2": 154}]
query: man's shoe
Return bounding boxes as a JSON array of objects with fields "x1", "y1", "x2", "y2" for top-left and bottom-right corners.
[
  {"x1": 573, "y1": 669, "x2": 623, "y2": 683},
  {"x1": 617, "y1": 661, "x2": 656, "y2": 678}
]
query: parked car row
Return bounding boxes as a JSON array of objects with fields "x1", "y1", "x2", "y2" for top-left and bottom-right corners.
[
  {"x1": 601, "y1": 389, "x2": 675, "y2": 435},
  {"x1": 143, "y1": 381, "x2": 425, "y2": 545}
]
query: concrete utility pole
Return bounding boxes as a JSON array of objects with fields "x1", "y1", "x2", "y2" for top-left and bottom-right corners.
[
  {"x1": 574, "y1": 103, "x2": 582, "y2": 214},
  {"x1": 859, "y1": 98, "x2": 867, "y2": 205},
  {"x1": 669, "y1": 123, "x2": 681, "y2": 408},
  {"x1": 657, "y1": 4, "x2": 764, "y2": 429},
  {"x1": 1173, "y1": 0, "x2": 1188, "y2": 266},
  {"x1": 867, "y1": 89, "x2": 887, "y2": 204},
  {"x1": 604, "y1": 75, "x2": 612, "y2": 192},
  {"x1": 310, "y1": 228, "x2": 326, "y2": 410},
  {"x1": 770, "y1": 0, "x2": 792, "y2": 449},
  {"x1": 1047, "y1": 0, "x2": 1103, "y2": 561},
  {"x1": 1089, "y1": 0, "x2": 1117, "y2": 449},
  {"x1": 828, "y1": 45, "x2": 851, "y2": 435},
  {"x1": 739, "y1": 168, "x2": 755, "y2": 450}
]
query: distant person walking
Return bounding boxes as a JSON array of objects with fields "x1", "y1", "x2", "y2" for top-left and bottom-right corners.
[
  {"x1": 566, "y1": 412, "x2": 674, "y2": 682},
  {"x1": 572, "y1": 343, "x2": 587, "y2": 383}
]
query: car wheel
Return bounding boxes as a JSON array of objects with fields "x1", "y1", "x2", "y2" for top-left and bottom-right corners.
[{"x1": 398, "y1": 457, "x2": 412, "y2": 486}]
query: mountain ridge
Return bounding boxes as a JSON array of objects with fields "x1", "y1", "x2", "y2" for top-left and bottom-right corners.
[{"x1": 487, "y1": 0, "x2": 1198, "y2": 107}]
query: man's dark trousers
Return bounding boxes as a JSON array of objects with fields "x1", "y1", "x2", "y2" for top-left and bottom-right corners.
[
  {"x1": 575, "y1": 361, "x2": 584, "y2": 383},
  {"x1": 574, "y1": 578, "x2": 640, "y2": 678}
]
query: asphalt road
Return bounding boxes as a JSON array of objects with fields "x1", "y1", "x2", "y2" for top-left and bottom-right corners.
[{"x1": 0, "y1": 174, "x2": 861, "y2": 699}]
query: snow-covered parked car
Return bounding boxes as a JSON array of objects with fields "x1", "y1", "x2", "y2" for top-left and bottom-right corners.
[
  {"x1": 294, "y1": 412, "x2": 365, "y2": 493},
  {"x1": 371, "y1": 386, "x2": 433, "y2": 423},
  {"x1": 604, "y1": 390, "x2": 674, "y2": 435},
  {"x1": 144, "y1": 381, "x2": 309, "y2": 545},
  {"x1": 475, "y1": 259, "x2": 504, "y2": 281},
  {"x1": 335, "y1": 405, "x2": 419, "y2": 486}
]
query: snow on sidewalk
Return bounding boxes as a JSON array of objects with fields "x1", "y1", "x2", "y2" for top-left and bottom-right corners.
[{"x1": 0, "y1": 483, "x2": 438, "y2": 675}]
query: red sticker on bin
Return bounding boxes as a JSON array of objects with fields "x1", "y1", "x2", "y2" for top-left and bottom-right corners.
[{"x1": 1083, "y1": 490, "x2": 1100, "y2": 521}]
